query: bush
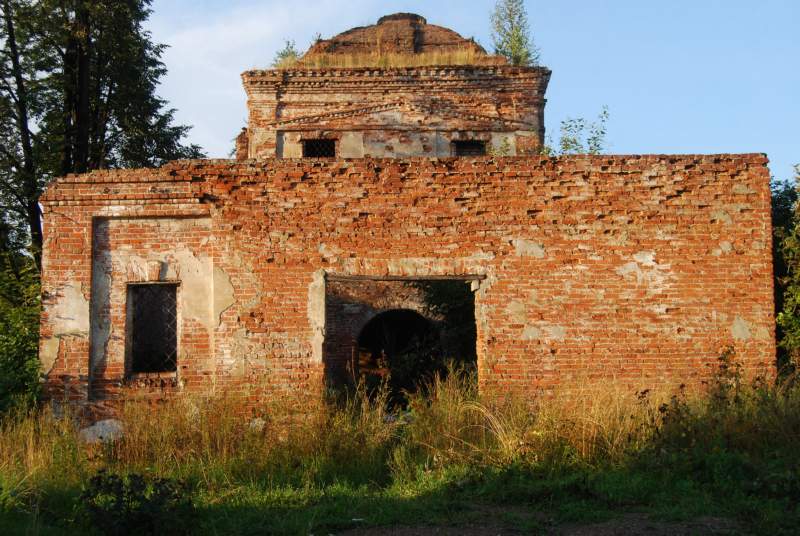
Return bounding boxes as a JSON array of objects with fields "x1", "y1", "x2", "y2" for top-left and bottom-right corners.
[
  {"x1": 79, "y1": 471, "x2": 193, "y2": 536},
  {"x1": 0, "y1": 357, "x2": 798, "y2": 534},
  {"x1": 0, "y1": 254, "x2": 40, "y2": 414}
]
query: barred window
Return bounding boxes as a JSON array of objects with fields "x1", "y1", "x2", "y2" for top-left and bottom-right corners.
[
  {"x1": 452, "y1": 140, "x2": 487, "y2": 157},
  {"x1": 302, "y1": 139, "x2": 336, "y2": 158},
  {"x1": 126, "y1": 283, "x2": 178, "y2": 374}
]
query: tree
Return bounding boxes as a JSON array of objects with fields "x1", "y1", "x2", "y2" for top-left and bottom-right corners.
[
  {"x1": 272, "y1": 39, "x2": 299, "y2": 68},
  {"x1": 0, "y1": 1, "x2": 203, "y2": 412},
  {"x1": 0, "y1": 0, "x2": 203, "y2": 264},
  {"x1": 0, "y1": 250, "x2": 39, "y2": 412},
  {"x1": 776, "y1": 165, "x2": 800, "y2": 370},
  {"x1": 490, "y1": 0, "x2": 539, "y2": 66}
]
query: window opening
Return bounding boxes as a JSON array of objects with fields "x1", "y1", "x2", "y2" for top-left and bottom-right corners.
[
  {"x1": 127, "y1": 283, "x2": 178, "y2": 374},
  {"x1": 303, "y1": 138, "x2": 336, "y2": 158},
  {"x1": 452, "y1": 140, "x2": 487, "y2": 157}
]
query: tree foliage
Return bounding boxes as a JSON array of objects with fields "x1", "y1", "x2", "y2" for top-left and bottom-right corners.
[
  {"x1": 0, "y1": 251, "x2": 39, "y2": 413},
  {"x1": 540, "y1": 106, "x2": 610, "y2": 156},
  {"x1": 776, "y1": 166, "x2": 800, "y2": 370},
  {"x1": 490, "y1": 0, "x2": 539, "y2": 66},
  {"x1": 0, "y1": 0, "x2": 203, "y2": 412},
  {"x1": 0, "y1": 0, "x2": 203, "y2": 263}
]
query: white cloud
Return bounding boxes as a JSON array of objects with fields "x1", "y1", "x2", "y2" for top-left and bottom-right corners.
[{"x1": 147, "y1": 0, "x2": 382, "y2": 156}]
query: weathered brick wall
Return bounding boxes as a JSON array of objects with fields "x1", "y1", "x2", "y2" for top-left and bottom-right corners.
[
  {"x1": 303, "y1": 13, "x2": 490, "y2": 58},
  {"x1": 242, "y1": 14, "x2": 549, "y2": 160},
  {"x1": 324, "y1": 279, "x2": 440, "y2": 384},
  {"x1": 39, "y1": 155, "x2": 775, "y2": 405},
  {"x1": 242, "y1": 66, "x2": 550, "y2": 158}
]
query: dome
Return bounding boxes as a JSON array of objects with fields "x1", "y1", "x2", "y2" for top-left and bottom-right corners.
[{"x1": 298, "y1": 13, "x2": 504, "y2": 67}]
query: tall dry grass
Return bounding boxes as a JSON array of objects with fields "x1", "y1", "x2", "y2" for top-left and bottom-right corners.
[{"x1": 1, "y1": 360, "x2": 799, "y2": 512}]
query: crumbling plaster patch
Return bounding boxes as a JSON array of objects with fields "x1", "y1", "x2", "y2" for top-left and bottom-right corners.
[
  {"x1": 511, "y1": 239, "x2": 546, "y2": 259},
  {"x1": 732, "y1": 316, "x2": 751, "y2": 341},
  {"x1": 41, "y1": 280, "x2": 90, "y2": 374},
  {"x1": 616, "y1": 251, "x2": 674, "y2": 295},
  {"x1": 124, "y1": 249, "x2": 213, "y2": 330},
  {"x1": 308, "y1": 270, "x2": 326, "y2": 363},
  {"x1": 213, "y1": 266, "x2": 235, "y2": 326}
]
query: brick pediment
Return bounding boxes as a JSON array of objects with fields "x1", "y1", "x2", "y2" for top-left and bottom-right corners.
[{"x1": 270, "y1": 100, "x2": 534, "y2": 131}]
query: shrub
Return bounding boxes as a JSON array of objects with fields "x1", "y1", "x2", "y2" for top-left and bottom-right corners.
[
  {"x1": 0, "y1": 254, "x2": 40, "y2": 414},
  {"x1": 79, "y1": 471, "x2": 193, "y2": 536}
]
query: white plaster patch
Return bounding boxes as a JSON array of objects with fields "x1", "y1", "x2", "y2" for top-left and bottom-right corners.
[
  {"x1": 731, "y1": 316, "x2": 752, "y2": 341},
  {"x1": 616, "y1": 251, "x2": 673, "y2": 295},
  {"x1": 512, "y1": 239, "x2": 546, "y2": 259},
  {"x1": 307, "y1": 270, "x2": 326, "y2": 364},
  {"x1": 50, "y1": 281, "x2": 90, "y2": 336},
  {"x1": 169, "y1": 250, "x2": 213, "y2": 330},
  {"x1": 522, "y1": 326, "x2": 541, "y2": 340},
  {"x1": 711, "y1": 210, "x2": 733, "y2": 225},
  {"x1": 506, "y1": 301, "x2": 527, "y2": 323},
  {"x1": 632, "y1": 251, "x2": 656, "y2": 266},
  {"x1": 39, "y1": 337, "x2": 61, "y2": 375},
  {"x1": 733, "y1": 184, "x2": 756, "y2": 195},
  {"x1": 79, "y1": 419, "x2": 124, "y2": 444},
  {"x1": 213, "y1": 266, "x2": 235, "y2": 327},
  {"x1": 319, "y1": 242, "x2": 344, "y2": 260},
  {"x1": 544, "y1": 325, "x2": 567, "y2": 341}
]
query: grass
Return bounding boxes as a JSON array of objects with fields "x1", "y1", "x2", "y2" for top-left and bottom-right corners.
[
  {"x1": 1, "y1": 355, "x2": 799, "y2": 534},
  {"x1": 273, "y1": 49, "x2": 508, "y2": 70}
]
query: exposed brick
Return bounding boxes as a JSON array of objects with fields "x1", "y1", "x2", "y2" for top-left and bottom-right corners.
[{"x1": 39, "y1": 155, "x2": 775, "y2": 407}]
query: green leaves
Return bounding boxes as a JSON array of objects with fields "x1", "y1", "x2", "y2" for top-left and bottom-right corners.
[
  {"x1": 540, "y1": 105, "x2": 610, "y2": 156},
  {"x1": 0, "y1": 0, "x2": 204, "y2": 258},
  {"x1": 0, "y1": 253, "x2": 40, "y2": 413},
  {"x1": 775, "y1": 166, "x2": 800, "y2": 370},
  {"x1": 272, "y1": 39, "x2": 300, "y2": 68},
  {"x1": 490, "y1": 0, "x2": 540, "y2": 66}
]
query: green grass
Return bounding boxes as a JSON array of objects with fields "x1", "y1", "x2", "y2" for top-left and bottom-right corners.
[{"x1": 1, "y1": 357, "x2": 799, "y2": 535}]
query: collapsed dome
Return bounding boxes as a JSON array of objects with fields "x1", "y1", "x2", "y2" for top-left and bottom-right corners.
[{"x1": 298, "y1": 12, "x2": 506, "y2": 67}]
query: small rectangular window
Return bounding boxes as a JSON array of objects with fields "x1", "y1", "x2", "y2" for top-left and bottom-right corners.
[
  {"x1": 303, "y1": 139, "x2": 336, "y2": 158},
  {"x1": 452, "y1": 140, "x2": 487, "y2": 157},
  {"x1": 127, "y1": 283, "x2": 178, "y2": 374}
]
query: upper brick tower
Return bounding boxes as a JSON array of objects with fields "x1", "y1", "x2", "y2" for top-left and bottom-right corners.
[{"x1": 239, "y1": 13, "x2": 551, "y2": 159}]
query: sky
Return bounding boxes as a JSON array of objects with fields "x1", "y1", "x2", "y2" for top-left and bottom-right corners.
[{"x1": 146, "y1": 0, "x2": 799, "y2": 180}]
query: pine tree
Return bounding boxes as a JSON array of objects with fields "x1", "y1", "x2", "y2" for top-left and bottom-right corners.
[{"x1": 490, "y1": 0, "x2": 540, "y2": 66}]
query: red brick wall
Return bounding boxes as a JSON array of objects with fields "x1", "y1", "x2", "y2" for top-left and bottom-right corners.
[
  {"x1": 39, "y1": 155, "x2": 775, "y2": 405},
  {"x1": 242, "y1": 66, "x2": 550, "y2": 158}
]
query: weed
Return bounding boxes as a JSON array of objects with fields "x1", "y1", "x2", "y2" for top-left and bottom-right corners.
[
  {"x1": 78, "y1": 470, "x2": 193, "y2": 535},
  {"x1": 0, "y1": 357, "x2": 798, "y2": 534}
]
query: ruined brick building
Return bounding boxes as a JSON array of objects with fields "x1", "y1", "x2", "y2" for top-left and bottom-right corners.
[{"x1": 39, "y1": 14, "x2": 775, "y2": 406}]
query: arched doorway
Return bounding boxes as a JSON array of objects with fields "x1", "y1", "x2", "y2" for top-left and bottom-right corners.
[{"x1": 355, "y1": 309, "x2": 442, "y2": 405}]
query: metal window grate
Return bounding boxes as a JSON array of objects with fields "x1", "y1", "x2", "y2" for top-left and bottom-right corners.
[
  {"x1": 453, "y1": 140, "x2": 487, "y2": 157},
  {"x1": 303, "y1": 139, "x2": 336, "y2": 158},
  {"x1": 127, "y1": 284, "x2": 178, "y2": 374}
]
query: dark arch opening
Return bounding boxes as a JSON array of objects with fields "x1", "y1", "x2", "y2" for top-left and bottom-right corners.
[{"x1": 356, "y1": 309, "x2": 442, "y2": 406}]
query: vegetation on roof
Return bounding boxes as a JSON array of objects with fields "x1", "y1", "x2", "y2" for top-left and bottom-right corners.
[{"x1": 275, "y1": 49, "x2": 507, "y2": 70}]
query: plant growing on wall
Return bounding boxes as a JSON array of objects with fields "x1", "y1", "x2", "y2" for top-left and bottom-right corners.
[
  {"x1": 491, "y1": 0, "x2": 540, "y2": 66},
  {"x1": 272, "y1": 39, "x2": 300, "y2": 68},
  {"x1": 540, "y1": 106, "x2": 610, "y2": 156}
]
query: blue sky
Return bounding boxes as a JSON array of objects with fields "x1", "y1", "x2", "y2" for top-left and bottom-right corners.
[{"x1": 147, "y1": 0, "x2": 798, "y2": 180}]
